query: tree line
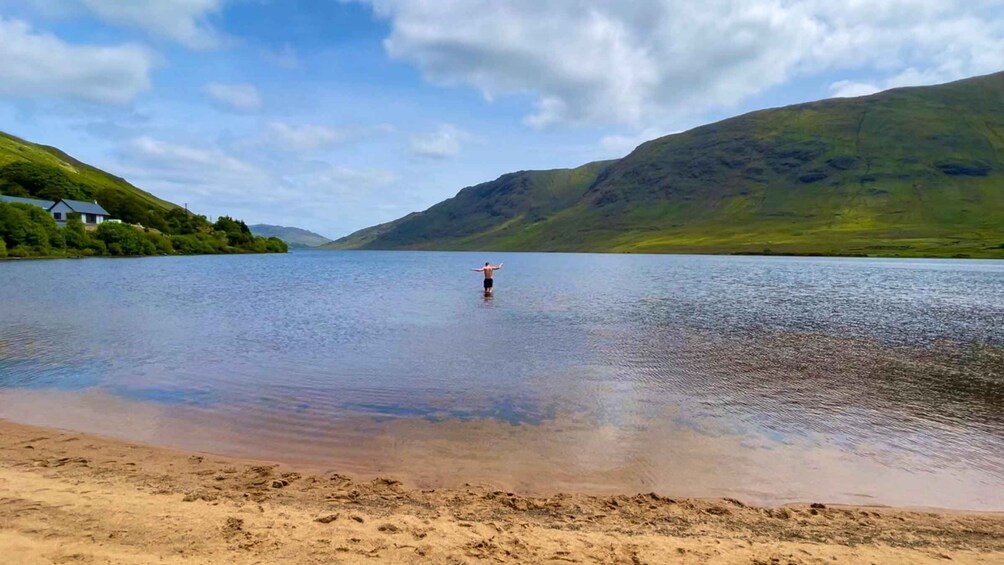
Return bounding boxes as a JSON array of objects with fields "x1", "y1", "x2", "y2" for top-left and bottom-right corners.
[
  {"x1": 0, "y1": 161, "x2": 288, "y2": 259},
  {"x1": 0, "y1": 204, "x2": 287, "y2": 259}
]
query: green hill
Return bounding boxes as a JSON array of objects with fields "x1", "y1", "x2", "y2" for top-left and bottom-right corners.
[
  {"x1": 249, "y1": 224, "x2": 332, "y2": 248},
  {"x1": 326, "y1": 72, "x2": 1004, "y2": 258},
  {"x1": 0, "y1": 131, "x2": 288, "y2": 258},
  {"x1": 330, "y1": 160, "x2": 614, "y2": 250},
  {"x1": 0, "y1": 131, "x2": 178, "y2": 230}
]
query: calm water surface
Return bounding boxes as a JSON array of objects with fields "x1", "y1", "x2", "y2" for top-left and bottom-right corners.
[{"x1": 1, "y1": 251, "x2": 1002, "y2": 509}]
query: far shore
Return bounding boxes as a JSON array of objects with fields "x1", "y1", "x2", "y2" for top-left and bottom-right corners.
[
  {"x1": 0, "y1": 250, "x2": 286, "y2": 262},
  {"x1": 4, "y1": 246, "x2": 1002, "y2": 261},
  {"x1": 1, "y1": 419, "x2": 1002, "y2": 564},
  {"x1": 316, "y1": 246, "x2": 1004, "y2": 260}
]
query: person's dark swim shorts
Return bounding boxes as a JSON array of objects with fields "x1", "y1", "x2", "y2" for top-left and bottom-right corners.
[{"x1": 483, "y1": 278, "x2": 493, "y2": 289}]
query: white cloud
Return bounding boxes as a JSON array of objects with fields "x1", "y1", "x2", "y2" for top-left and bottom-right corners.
[
  {"x1": 256, "y1": 165, "x2": 399, "y2": 235},
  {"x1": 600, "y1": 127, "x2": 677, "y2": 155},
  {"x1": 287, "y1": 165, "x2": 398, "y2": 196},
  {"x1": 352, "y1": 0, "x2": 1004, "y2": 127},
  {"x1": 116, "y1": 136, "x2": 283, "y2": 224},
  {"x1": 268, "y1": 122, "x2": 343, "y2": 151},
  {"x1": 265, "y1": 122, "x2": 393, "y2": 152},
  {"x1": 81, "y1": 0, "x2": 224, "y2": 49},
  {"x1": 262, "y1": 43, "x2": 301, "y2": 70},
  {"x1": 122, "y1": 136, "x2": 264, "y2": 188},
  {"x1": 829, "y1": 80, "x2": 882, "y2": 98},
  {"x1": 204, "y1": 82, "x2": 262, "y2": 111},
  {"x1": 409, "y1": 124, "x2": 471, "y2": 159},
  {"x1": 0, "y1": 17, "x2": 152, "y2": 104},
  {"x1": 115, "y1": 136, "x2": 399, "y2": 232}
]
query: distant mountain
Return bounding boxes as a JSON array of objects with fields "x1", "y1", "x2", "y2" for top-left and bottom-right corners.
[
  {"x1": 249, "y1": 224, "x2": 332, "y2": 248},
  {"x1": 325, "y1": 72, "x2": 1004, "y2": 258}
]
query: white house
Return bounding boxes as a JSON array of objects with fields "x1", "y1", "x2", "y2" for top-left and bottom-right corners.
[
  {"x1": 0, "y1": 194, "x2": 111, "y2": 227},
  {"x1": 49, "y1": 199, "x2": 111, "y2": 227}
]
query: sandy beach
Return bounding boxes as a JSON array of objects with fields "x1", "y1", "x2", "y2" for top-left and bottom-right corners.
[{"x1": 1, "y1": 419, "x2": 1002, "y2": 564}]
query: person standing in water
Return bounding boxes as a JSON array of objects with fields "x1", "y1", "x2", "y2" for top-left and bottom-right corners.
[{"x1": 473, "y1": 261, "x2": 503, "y2": 296}]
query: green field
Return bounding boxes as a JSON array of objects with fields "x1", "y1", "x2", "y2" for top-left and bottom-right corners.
[{"x1": 328, "y1": 72, "x2": 1004, "y2": 258}]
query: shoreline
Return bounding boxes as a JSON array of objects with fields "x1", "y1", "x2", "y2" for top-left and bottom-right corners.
[
  {"x1": 317, "y1": 247, "x2": 1004, "y2": 260},
  {"x1": 4, "y1": 247, "x2": 1002, "y2": 262},
  {"x1": 3, "y1": 387, "x2": 1000, "y2": 513},
  {"x1": 2, "y1": 419, "x2": 1002, "y2": 564},
  {"x1": 0, "y1": 250, "x2": 288, "y2": 262}
]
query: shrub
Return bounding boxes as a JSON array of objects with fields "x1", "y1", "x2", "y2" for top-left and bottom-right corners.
[
  {"x1": 0, "y1": 202, "x2": 30, "y2": 248},
  {"x1": 146, "y1": 231, "x2": 175, "y2": 255},
  {"x1": 213, "y1": 216, "x2": 254, "y2": 247},
  {"x1": 265, "y1": 237, "x2": 288, "y2": 253},
  {"x1": 83, "y1": 237, "x2": 107, "y2": 256},
  {"x1": 95, "y1": 222, "x2": 156, "y2": 256},
  {"x1": 8, "y1": 245, "x2": 36, "y2": 258},
  {"x1": 0, "y1": 202, "x2": 62, "y2": 254},
  {"x1": 164, "y1": 208, "x2": 211, "y2": 235},
  {"x1": 169, "y1": 233, "x2": 218, "y2": 255},
  {"x1": 63, "y1": 214, "x2": 88, "y2": 249}
]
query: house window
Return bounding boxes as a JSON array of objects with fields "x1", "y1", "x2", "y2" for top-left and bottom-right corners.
[
  {"x1": 53, "y1": 212, "x2": 62, "y2": 220},
  {"x1": 86, "y1": 214, "x2": 97, "y2": 224}
]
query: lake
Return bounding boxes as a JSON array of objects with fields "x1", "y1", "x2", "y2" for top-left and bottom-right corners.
[{"x1": 1, "y1": 251, "x2": 1002, "y2": 510}]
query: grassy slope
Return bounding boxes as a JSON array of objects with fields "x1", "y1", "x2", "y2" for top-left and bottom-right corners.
[
  {"x1": 0, "y1": 131, "x2": 176, "y2": 211},
  {"x1": 329, "y1": 72, "x2": 1004, "y2": 258},
  {"x1": 327, "y1": 160, "x2": 614, "y2": 250}
]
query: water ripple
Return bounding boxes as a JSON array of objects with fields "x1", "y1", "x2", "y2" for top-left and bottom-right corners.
[{"x1": 1, "y1": 251, "x2": 1002, "y2": 504}]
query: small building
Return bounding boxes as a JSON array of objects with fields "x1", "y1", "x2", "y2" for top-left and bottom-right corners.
[
  {"x1": 49, "y1": 199, "x2": 111, "y2": 227},
  {"x1": 0, "y1": 194, "x2": 112, "y2": 227}
]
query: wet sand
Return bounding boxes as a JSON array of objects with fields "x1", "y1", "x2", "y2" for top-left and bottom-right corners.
[
  {"x1": 2, "y1": 419, "x2": 1003, "y2": 564},
  {"x1": 2, "y1": 387, "x2": 1002, "y2": 512}
]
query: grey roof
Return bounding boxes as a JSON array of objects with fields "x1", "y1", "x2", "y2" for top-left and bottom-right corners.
[
  {"x1": 58, "y1": 199, "x2": 110, "y2": 216},
  {"x1": 0, "y1": 194, "x2": 55, "y2": 209}
]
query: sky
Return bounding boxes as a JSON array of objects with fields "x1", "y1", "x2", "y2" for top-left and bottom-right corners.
[{"x1": 0, "y1": 1, "x2": 1001, "y2": 239}]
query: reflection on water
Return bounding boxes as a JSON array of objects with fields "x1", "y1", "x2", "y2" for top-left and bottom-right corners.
[{"x1": 1, "y1": 251, "x2": 1002, "y2": 509}]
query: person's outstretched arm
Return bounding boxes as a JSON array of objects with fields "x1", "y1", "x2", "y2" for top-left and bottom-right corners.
[
  {"x1": 493, "y1": 263, "x2": 503, "y2": 270},
  {"x1": 472, "y1": 267, "x2": 485, "y2": 272}
]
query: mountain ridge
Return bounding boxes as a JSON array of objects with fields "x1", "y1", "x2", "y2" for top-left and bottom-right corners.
[{"x1": 325, "y1": 71, "x2": 1004, "y2": 258}]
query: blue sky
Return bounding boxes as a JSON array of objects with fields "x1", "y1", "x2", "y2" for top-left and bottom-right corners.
[{"x1": 0, "y1": 1, "x2": 1001, "y2": 238}]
